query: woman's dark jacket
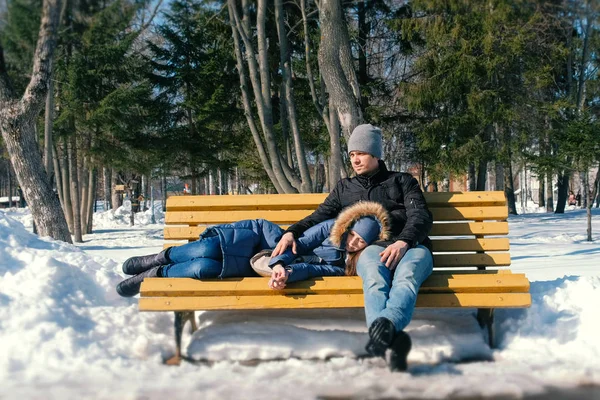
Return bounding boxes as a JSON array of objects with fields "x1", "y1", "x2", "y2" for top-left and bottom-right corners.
[{"x1": 285, "y1": 160, "x2": 433, "y2": 252}]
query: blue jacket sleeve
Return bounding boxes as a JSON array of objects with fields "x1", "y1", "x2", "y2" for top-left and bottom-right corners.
[
  {"x1": 285, "y1": 263, "x2": 345, "y2": 283},
  {"x1": 268, "y1": 219, "x2": 336, "y2": 267}
]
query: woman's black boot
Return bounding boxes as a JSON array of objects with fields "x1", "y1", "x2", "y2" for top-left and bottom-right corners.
[
  {"x1": 388, "y1": 330, "x2": 412, "y2": 372},
  {"x1": 116, "y1": 266, "x2": 161, "y2": 297},
  {"x1": 122, "y1": 249, "x2": 171, "y2": 275},
  {"x1": 365, "y1": 317, "x2": 396, "y2": 357}
]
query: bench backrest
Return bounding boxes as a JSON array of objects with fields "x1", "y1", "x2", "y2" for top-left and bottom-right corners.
[{"x1": 163, "y1": 191, "x2": 510, "y2": 270}]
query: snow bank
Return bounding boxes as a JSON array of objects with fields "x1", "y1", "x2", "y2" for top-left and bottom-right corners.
[
  {"x1": 93, "y1": 201, "x2": 165, "y2": 228},
  {"x1": 0, "y1": 209, "x2": 599, "y2": 399},
  {"x1": 496, "y1": 276, "x2": 600, "y2": 387}
]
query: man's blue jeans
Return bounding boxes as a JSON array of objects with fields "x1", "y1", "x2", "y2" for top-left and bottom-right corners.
[
  {"x1": 356, "y1": 244, "x2": 433, "y2": 332},
  {"x1": 162, "y1": 236, "x2": 223, "y2": 279}
]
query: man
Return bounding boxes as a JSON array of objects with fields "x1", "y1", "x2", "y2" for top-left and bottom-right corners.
[{"x1": 272, "y1": 124, "x2": 433, "y2": 372}]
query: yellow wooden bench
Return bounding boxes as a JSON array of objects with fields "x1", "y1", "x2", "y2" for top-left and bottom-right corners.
[{"x1": 140, "y1": 191, "x2": 530, "y2": 365}]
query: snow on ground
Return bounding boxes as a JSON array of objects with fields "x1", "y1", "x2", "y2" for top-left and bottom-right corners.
[{"x1": 0, "y1": 203, "x2": 599, "y2": 399}]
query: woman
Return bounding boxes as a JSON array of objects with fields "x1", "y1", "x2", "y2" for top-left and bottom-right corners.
[
  {"x1": 267, "y1": 201, "x2": 390, "y2": 289},
  {"x1": 116, "y1": 201, "x2": 390, "y2": 297}
]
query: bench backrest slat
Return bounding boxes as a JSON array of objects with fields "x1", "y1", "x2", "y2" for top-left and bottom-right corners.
[
  {"x1": 162, "y1": 191, "x2": 510, "y2": 270},
  {"x1": 163, "y1": 221, "x2": 510, "y2": 240}
]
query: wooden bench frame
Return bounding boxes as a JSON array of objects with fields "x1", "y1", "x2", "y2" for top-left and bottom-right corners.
[{"x1": 140, "y1": 191, "x2": 530, "y2": 365}]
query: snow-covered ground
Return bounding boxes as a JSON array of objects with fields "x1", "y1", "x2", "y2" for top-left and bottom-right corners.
[{"x1": 0, "y1": 202, "x2": 599, "y2": 399}]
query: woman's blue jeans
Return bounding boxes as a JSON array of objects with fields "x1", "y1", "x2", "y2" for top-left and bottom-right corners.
[
  {"x1": 356, "y1": 244, "x2": 433, "y2": 332},
  {"x1": 162, "y1": 236, "x2": 223, "y2": 279}
]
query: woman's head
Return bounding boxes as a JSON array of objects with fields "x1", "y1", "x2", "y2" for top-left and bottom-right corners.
[
  {"x1": 345, "y1": 216, "x2": 381, "y2": 252},
  {"x1": 330, "y1": 201, "x2": 391, "y2": 255}
]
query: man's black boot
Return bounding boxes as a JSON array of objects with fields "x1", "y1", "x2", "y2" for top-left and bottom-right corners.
[
  {"x1": 116, "y1": 266, "x2": 161, "y2": 297},
  {"x1": 388, "y1": 330, "x2": 412, "y2": 372},
  {"x1": 365, "y1": 317, "x2": 396, "y2": 358},
  {"x1": 122, "y1": 249, "x2": 170, "y2": 275}
]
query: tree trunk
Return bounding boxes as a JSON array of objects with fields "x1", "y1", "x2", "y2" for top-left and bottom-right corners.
[
  {"x1": 61, "y1": 136, "x2": 73, "y2": 231},
  {"x1": 300, "y1": 0, "x2": 332, "y2": 136},
  {"x1": 538, "y1": 173, "x2": 545, "y2": 208},
  {"x1": 227, "y1": 0, "x2": 289, "y2": 193},
  {"x1": 588, "y1": 166, "x2": 600, "y2": 240},
  {"x1": 357, "y1": 0, "x2": 369, "y2": 89},
  {"x1": 69, "y1": 135, "x2": 82, "y2": 242},
  {"x1": 318, "y1": 0, "x2": 362, "y2": 137},
  {"x1": 327, "y1": 97, "x2": 344, "y2": 186},
  {"x1": 576, "y1": 8, "x2": 592, "y2": 112},
  {"x1": 546, "y1": 172, "x2": 554, "y2": 212},
  {"x1": 0, "y1": 0, "x2": 71, "y2": 243},
  {"x1": 275, "y1": 0, "x2": 312, "y2": 192},
  {"x1": 44, "y1": 77, "x2": 54, "y2": 185},
  {"x1": 324, "y1": 157, "x2": 330, "y2": 192},
  {"x1": 79, "y1": 155, "x2": 89, "y2": 234},
  {"x1": 7, "y1": 164, "x2": 12, "y2": 208},
  {"x1": 209, "y1": 169, "x2": 216, "y2": 195},
  {"x1": 468, "y1": 163, "x2": 476, "y2": 191},
  {"x1": 161, "y1": 172, "x2": 167, "y2": 212},
  {"x1": 504, "y1": 160, "x2": 517, "y2": 215},
  {"x1": 52, "y1": 142, "x2": 63, "y2": 207},
  {"x1": 144, "y1": 174, "x2": 150, "y2": 210},
  {"x1": 103, "y1": 167, "x2": 111, "y2": 211},
  {"x1": 596, "y1": 177, "x2": 600, "y2": 208},
  {"x1": 476, "y1": 160, "x2": 487, "y2": 191},
  {"x1": 279, "y1": 83, "x2": 292, "y2": 168},
  {"x1": 86, "y1": 168, "x2": 95, "y2": 234},
  {"x1": 228, "y1": 0, "x2": 296, "y2": 193},
  {"x1": 555, "y1": 170, "x2": 570, "y2": 214},
  {"x1": 495, "y1": 162, "x2": 504, "y2": 191},
  {"x1": 111, "y1": 169, "x2": 121, "y2": 211}
]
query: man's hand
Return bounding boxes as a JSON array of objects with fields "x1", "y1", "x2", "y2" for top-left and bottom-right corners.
[
  {"x1": 272, "y1": 232, "x2": 297, "y2": 257},
  {"x1": 379, "y1": 240, "x2": 410, "y2": 270},
  {"x1": 268, "y1": 264, "x2": 290, "y2": 290}
]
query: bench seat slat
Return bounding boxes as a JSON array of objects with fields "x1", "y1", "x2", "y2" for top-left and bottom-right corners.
[
  {"x1": 139, "y1": 292, "x2": 531, "y2": 311},
  {"x1": 140, "y1": 273, "x2": 529, "y2": 297},
  {"x1": 164, "y1": 207, "x2": 509, "y2": 226}
]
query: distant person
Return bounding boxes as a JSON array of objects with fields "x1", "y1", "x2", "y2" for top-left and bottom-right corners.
[
  {"x1": 575, "y1": 191, "x2": 582, "y2": 207},
  {"x1": 17, "y1": 186, "x2": 26, "y2": 208},
  {"x1": 568, "y1": 191, "x2": 576, "y2": 206}
]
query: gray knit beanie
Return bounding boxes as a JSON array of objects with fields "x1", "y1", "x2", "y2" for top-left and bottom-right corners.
[{"x1": 347, "y1": 124, "x2": 382, "y2": 159}]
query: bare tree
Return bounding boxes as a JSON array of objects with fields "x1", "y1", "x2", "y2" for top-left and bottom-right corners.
[
  {"x1": 317, "y1": 0, "x2": 363, "y2": 138},
  {"x1": 316, "y1": 0, "x2": 363, "y2": 184},
  {"x1": 274, "y1": 0, "x2": 312, "y2": 192},
  {"x1": 227, "y1": 0, "x2": 299, "y2": 193},
  {"x1": 0, "y1": 0, "x2": 72, "y2": 243}
]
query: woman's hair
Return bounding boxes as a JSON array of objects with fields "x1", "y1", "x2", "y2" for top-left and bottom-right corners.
[
  {"x1": 344, "y1": 248, "x2": 365, "y2": 276},
  {"x1": 330, "y1": 201, "x2": 391, "y2": 248}
]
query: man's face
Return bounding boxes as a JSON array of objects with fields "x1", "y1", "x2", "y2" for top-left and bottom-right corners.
[{"x1": 349, "y1": 151, "x2": 379, "y2": 175}]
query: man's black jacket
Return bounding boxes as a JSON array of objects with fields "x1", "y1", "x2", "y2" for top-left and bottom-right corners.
[{"x1": 286, "y1": 161, "x2": 433, "y2": 252}]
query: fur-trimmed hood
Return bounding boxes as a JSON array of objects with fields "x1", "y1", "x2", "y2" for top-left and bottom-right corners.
[{"x1": 330, "y1": 201, "x2": 391, "y2": 247}]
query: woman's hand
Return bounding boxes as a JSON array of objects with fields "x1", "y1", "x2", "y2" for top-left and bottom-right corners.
[{"x1": 268, "y1": 264, "x2": 290, "y2": 290}]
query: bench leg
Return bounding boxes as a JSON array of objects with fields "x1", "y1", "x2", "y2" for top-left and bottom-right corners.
[
  {"x1": 476, "y1": 308, "x2": 495, "y2": 348},
  {"x1": 164, "y1": 311, "x2": 197, "y2": 366}
]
